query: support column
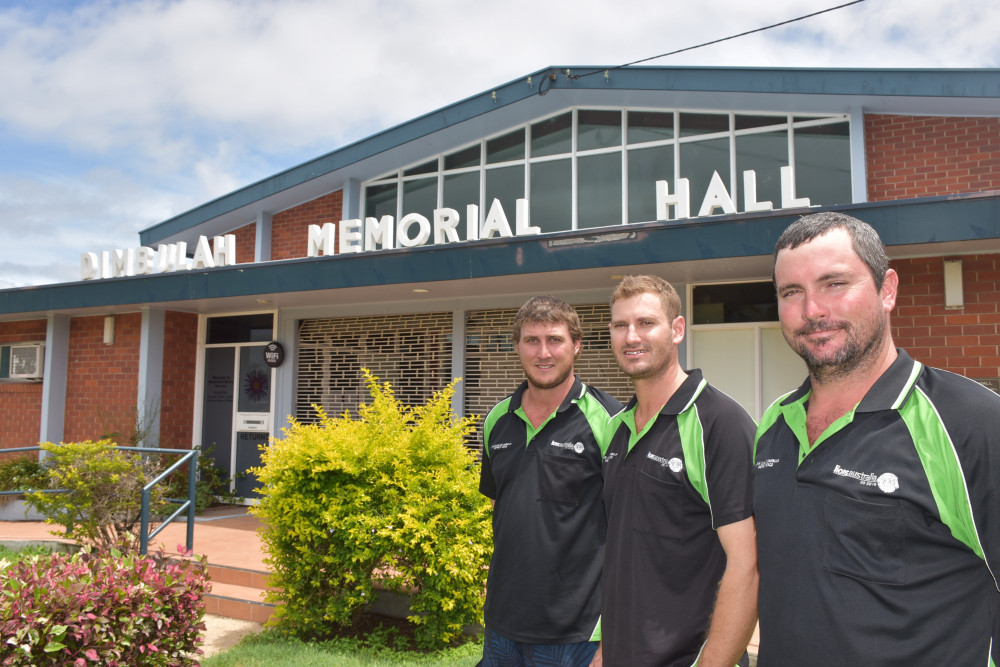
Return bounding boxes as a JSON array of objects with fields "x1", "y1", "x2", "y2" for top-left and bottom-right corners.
[
  {"x1": 451, "y1": 310, "x2": 466, "y2": 418},
  {"x1": 39, "y1": 314, "x2": 70, "y2": 445},
  {"x1": 137, "y1": 307, "x2": 165, "y2": 448},
  {"x1": 255, "y1": 211, "x2": 272, "y2": 262}
]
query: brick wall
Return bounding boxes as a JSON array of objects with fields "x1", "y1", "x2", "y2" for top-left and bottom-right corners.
[
  {"x1": 64, "y1": 314, "x2": 141, "y2": 443},
  {"x1": 272, "y1": 190, "x2": 343, "y2": 260},
  {"x1": 891, "y1": 254, "x2": 1000, "y2": 379},
  {"x1": 0, "y1": 320, "x2": 48, "y2": 451},
  {"x1": 0, "y1": 384, "x2": 42, "y2": 452},
  {"x1": 160, "y1": 311, "x2": 198, "y2": 448},
  {"x1": 231, "y1": 222, "x2": 256, "y2": 264},
  {"x1": 866, "y1": 115, "x2": 1000, "y2": 201}
]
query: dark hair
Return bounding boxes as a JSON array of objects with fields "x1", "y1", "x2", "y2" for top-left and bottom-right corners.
[
  {"x1": 512, "y1": 296, "x2": 583, "y2": 343},
  {"x1": 773, "y1": 212, "x2": 890, "y2": 289},
  {"x1": 609, "y1": 275, "x2": 682, "y2": 321}
]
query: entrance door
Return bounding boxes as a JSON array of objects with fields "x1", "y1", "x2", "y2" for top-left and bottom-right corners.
[{"x1": 200, "y1": 313, "x2": 274, "y2": 501}]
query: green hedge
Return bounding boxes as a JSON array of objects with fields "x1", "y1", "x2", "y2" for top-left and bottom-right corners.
[{"x1": 252, "y1": 371, "x2": 492, "y2": 650}]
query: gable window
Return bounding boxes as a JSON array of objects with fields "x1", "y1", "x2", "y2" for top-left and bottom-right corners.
[{"x1": 362, "y1": 108, "x2": 852, "y2": 241}]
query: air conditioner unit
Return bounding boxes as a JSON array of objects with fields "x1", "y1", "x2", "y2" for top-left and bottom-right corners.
[{"x1": 9, "y1": 344, "x2": 44, "y2": 380}]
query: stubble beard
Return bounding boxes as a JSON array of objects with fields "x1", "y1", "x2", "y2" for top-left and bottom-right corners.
[{"x1": 791, "y1": 311, "x2": 886, "y2": 385}]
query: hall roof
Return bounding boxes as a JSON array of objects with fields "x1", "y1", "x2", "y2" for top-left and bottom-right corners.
[{"x1": 138, "y1": 66, "x2": 1000, "y2": 247}]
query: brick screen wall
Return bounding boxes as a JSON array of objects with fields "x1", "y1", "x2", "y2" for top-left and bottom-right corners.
[
  {"x1": 296, "y1": 311, "x2": 453, "y2": 422},
  {"x1": 866, "y1": 115, "x2": 1000, "y2": 201},
  {"x1": 464, "y1": 304, "x2": 632, "y2": 451},
  {"x1": 272, "y1": 190, "x2": 343, "y2": 260},
  {"x1": 64, "y1": 313, "x2": 142, "y2": 443},
  {"x1": 0, "y1": 320, "x2": 48, "y2": 452},
  {"x1": 160, "y1": 311, "x2": 198, "y2": 448},
  {"x1": 892, "y1": 254, "x2": 1000, "y2": 380}
]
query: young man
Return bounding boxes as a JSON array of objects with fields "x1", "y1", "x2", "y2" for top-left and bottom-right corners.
[
  {"x1": 599, "y1": 275, "x2": 758, "y2": 667},
  {"x1": 479, "y1": 295, "x2": 621, "y2": 667},
  {"x1": 754, "y1": 212, "x2": 1000, "y2": 665}
]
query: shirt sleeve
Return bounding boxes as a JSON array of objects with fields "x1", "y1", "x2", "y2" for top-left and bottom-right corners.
[{"x1": 701, "y1": 389, "x2": 756, "y2": 529}]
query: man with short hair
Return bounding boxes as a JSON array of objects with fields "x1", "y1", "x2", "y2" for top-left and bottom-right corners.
[
  {"x1": 479, "y1": 295, "x2": 621, "y2": 667},
  {"x1": 599, "y1": 275, "x2": 758, "y2": 667},
  {"x1": 754, "y1": 211, "x2": 1000, "y2": 665}
]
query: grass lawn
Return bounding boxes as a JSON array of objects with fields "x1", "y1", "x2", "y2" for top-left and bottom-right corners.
[{"x1": 201, "y1": 631, "x2": 483, "y2": 667}]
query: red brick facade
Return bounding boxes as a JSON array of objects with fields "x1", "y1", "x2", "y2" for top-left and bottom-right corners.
[
  {"x1": 63, "y1": 314, "x2": 142, "y2": 444},
  {"x1": 271, "y1": 190, "x2": 343, "y2": 260},
  {"x1": 160, "y1": 311, "x2": 198, "y2": 448},
  {"x1": 0, "y1": 320, "x2": 47, "y2": 452},
  {"x1": 866, "y1": 115, "x2": 1000, "y2": 201},
  {"x1": 891, "y1": 254, "x2": 1000, "y2": 379},
  {"x1": 231, "y1": 222, "x2": 256, "y2": 264}
]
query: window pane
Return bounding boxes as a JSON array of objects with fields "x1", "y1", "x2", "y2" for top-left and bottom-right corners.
[
  {"x1": 531, "y1": 113, "x2": 572, "y2": 157},
  {"x1": 487, "y1": 129, "x2": 525, "y2": 164},
  {"x1": 365, "y1": 182, "x2": 397, "y2": 219},
  {"x1": 443, "y1": 171, "x2": 479, "y2": 212},
  {"x1": 578, "y1": 109, "x2": 622, "y2": 151},
  {"x1": 579, "y1": 152, "x2": 622, "y2": 228},
  {"x1": 692, "y1": 282, "x2": 778, "y2": 324},
  {"x1": 735, "y1": 130, "x2": 787, "y2": 212},
  {"x1": 628, "y1": 145, "x2": 673, "y2": 223},
  {"x1": 680, "y1": 137, "x2": 730, "y2": 211},
  {"x1": 794, "y1": 122, "x2": 851, "y2": 206},
  {"x1": 484, "y1": 165, "x2": 525, "y2": 225},
  {"x1": 679, "y1": 112, "x2": 729, "y2": 137},
  {"x1": 402, "y1": 177, "x2": 436, "y2": 220},
  {"x1": 530, "y1": 159, "x2": 571, "y2": 232},
  {"x1": 735, "y1": 115, "x2": 786, "y2": 131},
  {"x1": 445, "y1": 145, "x2": 481, "y2": 170},
  {"x1": 628, "y1": 111, "x2": 674, "y2": 144},
  {"x1": 403, "y1": 159, "x2": 437, "y2": 176},
  {"x1": 207, "y1": 314, "x2": 274, "y2": 344}
]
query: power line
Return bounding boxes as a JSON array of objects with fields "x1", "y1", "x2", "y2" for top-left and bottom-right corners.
[{"x1": 542, "y1": 0, "x2": 869, "y2": 91}]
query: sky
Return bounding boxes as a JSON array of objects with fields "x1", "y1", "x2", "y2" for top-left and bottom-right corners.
[{"x1": 0, "y1": 0, "x2": 998, "y2": 288}]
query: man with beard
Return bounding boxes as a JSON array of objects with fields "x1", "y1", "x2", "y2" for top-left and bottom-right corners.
[
  {"x1": 478, "y1": 295, "x2": 621, "y2": 667},
  {"x1": 754, "y1": 212, "x2": 1000, "y2": 665},
  {"x1": 599, "y1": 275, "x2": 758, "y2": 667}
]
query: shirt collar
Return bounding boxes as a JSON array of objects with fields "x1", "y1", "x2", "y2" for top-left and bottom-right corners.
[
  {"x1": 778, "y1": 348, "x2": 923, "y2": 413},
  {"x1": 621, "y1": 368, "x2": 707, "y2": 417}
]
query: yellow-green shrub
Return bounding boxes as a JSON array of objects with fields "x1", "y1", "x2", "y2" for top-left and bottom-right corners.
[{"x1": 251, "y1": 370, "x2": 492, "y2": 650}]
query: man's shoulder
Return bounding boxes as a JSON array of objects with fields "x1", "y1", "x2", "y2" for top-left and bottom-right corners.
[
  {"x1": 579, "y1": 383, "x2": 624, "y2": 417},
  {"x1": 694, "y1": 380, "x2": 756, "y2": 425}
]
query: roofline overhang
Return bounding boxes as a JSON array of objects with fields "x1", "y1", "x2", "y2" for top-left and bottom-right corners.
[{"x1": 8, "y1": 191, "x2": 1000, "y2": 320}]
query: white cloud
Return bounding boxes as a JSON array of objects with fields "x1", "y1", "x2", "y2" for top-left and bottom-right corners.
[{"x1": 0, "y1": 0, "x2": 997, "y2": 287}]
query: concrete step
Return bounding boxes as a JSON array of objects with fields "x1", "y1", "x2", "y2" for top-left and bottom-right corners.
[{"x1": 204, "y1": 563, "x2": 276, "y2": 624}]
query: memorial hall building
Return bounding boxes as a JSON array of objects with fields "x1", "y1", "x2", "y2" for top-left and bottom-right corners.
[{"x1": 1, "y1": 66, "x2": 998, "y2": 497}]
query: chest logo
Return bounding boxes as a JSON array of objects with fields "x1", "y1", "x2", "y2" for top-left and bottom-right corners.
[
  {"x1": 833, "y1": 465, "x2": 900, "y2": 494},
  {"x1": 491, "y1": 442, "x2": 512, "y2": 451},
  {"x1": 551, "y1": 440, "x2": 585, "y2": 454},
  {"x1": 756, "y1": 458, "x2": 780, "y2": 469},
  {"x1": 648, "y1": 452, "x2": 684, "y2": 473}
]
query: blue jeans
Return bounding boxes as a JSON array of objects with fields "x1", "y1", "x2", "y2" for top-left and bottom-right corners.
[{"x1": 478, "y1": 627, "x2": 598, "y2": 667}]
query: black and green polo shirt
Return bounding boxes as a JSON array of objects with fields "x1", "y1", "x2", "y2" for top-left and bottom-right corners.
[
  {"x1": 479, "y1": 375, "x2": 621, "y2": 644},
  {"x1": 601, "y1": 369, "x2": 755, "y2": 667},
  {"x1": 754, "y1": 349, "x2": 1000, "y2": 666}
]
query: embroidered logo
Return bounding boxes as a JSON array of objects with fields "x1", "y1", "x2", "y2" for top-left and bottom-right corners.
[
  {"x1": 552, "y1": 440, "x2": 585, "y2": 454},
  {"x1": 833, "y1": 465, "x2": 900, "y2": 494},
  {"x1": 756, "y1": 458, "x2": 780, "y2": 469},
  {"x1": 491, "y1": 442, "x2": 512, "y2": 451},
  {"x1": 877, "y1": 473, "x2": 900, "y2": 494},
  {"x1": 647, "y1": 452, "x2": 683, "y2": 472},
  {"x1": 603, "y1": 451, "x2": 618, "y2": 464}
]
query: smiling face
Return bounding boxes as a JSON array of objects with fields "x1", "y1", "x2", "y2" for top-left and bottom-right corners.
[
  {"x1": 609, "y1": 292, "x2": 685, "y2": 382},
  {"x1": 515, "y1": 320, "x2": 580, "y2": 391},
  {"x1": 774, "y1": 227, "x2": 897, "y2": 383}
]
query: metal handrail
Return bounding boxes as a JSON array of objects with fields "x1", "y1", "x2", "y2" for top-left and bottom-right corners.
[{"x1": 1, "y1": 445, "x2": 199, "y2": 556}]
